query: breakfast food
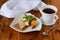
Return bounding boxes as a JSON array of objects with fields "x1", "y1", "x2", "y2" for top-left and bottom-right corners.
[
  {"x1": 15, "y1": 13, "x2": 37, "y2": 30},
  {"x1": 31, "y1": 19, "x2": 37, "y2": 29},
  {"x1": 14, "y1": 19, "x2": 28, "y2": 30}
]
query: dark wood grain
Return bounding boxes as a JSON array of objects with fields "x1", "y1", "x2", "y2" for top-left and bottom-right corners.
[{"x1": 0, "y1": 0, "x2": 60, "y2": 40}]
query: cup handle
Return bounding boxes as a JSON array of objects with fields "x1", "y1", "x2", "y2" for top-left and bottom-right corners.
[{"x1": 53, "y1": 15, "x2": 58, "y2": 22}]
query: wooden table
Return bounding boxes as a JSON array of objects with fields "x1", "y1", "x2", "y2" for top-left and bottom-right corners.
[{"x1": 0, "y1": 0, "x2": 60, "y2": 40}]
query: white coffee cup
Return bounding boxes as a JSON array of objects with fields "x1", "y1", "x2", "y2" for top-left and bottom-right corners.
[{"x1": 40, "y1": 5, "x2": 58, "y2": 25}]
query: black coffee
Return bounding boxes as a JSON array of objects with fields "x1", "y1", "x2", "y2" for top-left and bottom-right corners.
[{"x1": 43, "y1": 8, "x2": 55, "y2": 14}]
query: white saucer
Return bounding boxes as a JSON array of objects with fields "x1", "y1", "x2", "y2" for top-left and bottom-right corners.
[{"x1": 40, "y1": 17, "x2": 55, "y2": 25}]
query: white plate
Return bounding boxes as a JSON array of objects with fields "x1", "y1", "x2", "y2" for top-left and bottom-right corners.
[{"x1": 10, "y1": 13, "x2": 42, "y2": 33}]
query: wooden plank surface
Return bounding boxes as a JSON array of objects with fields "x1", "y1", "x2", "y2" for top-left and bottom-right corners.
[{"x1": 0, "y1": 0, "x2": 60, "y2": 40}]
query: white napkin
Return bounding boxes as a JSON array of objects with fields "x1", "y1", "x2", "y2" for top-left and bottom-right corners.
[
  {"x1": 0, "y1": 0, "x2": 47, "y2": 18},
  {"x1": 33, "y1": 2, "x2": 47, "y2": 10},
  {"x1": 0, "y1": 0, "x2": 41, "y2": 18}
]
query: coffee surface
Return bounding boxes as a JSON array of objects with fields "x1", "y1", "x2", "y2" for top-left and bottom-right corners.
[{"x1": 43, "y1": 8, "x2": 55, "y2": 14}]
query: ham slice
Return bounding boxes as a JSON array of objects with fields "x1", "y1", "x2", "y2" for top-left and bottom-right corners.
[{"x1": 14, "y1": 18, "x2": 28, "y2": 30}]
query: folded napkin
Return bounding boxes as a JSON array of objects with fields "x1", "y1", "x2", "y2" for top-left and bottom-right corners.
[{"x1": 0, "y1": 0, "x2": 46, "y2": 18}]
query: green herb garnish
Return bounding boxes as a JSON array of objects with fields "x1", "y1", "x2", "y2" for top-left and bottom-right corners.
[{"x1": 23, "y1": 14, "x2": 33, "y2": 22}]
